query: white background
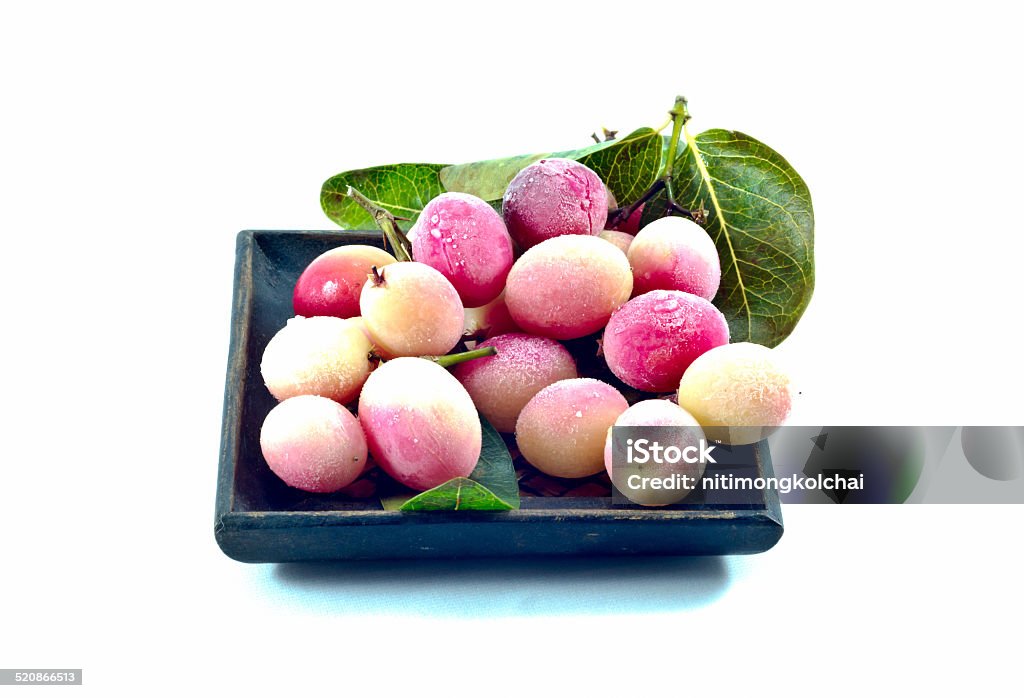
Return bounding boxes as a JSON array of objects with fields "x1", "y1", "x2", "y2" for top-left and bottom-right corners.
[{"x1": 2, "y1": 1, "x2": 1022, "y2": 695}]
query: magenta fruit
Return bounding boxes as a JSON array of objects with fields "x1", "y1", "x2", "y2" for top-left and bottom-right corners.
[
  {"x1": 501, "y1": 158, "x2": 608, "y2": 250},
  {"x1": 603, "y1": 290, "x2": 730, "y2": 393},
  {"x1": 409, "y1": 192, "x2": 514, "y2": 307}
]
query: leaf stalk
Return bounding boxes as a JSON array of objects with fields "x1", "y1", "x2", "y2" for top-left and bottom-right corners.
[
  {"x1": 426, "y1": 345, "x2": 497, "y2": 368},
  {"x1": 345, "y1": 186, "x2": 413, "y2": 261}
]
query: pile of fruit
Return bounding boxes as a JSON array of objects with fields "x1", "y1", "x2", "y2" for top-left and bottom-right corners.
[{"x1": 258, "y1": 157, "x2": 792, "y2": 504}]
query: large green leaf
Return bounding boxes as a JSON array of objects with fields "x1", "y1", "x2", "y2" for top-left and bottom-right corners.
[
  {"x1": 645, "y1": 129, "x2": 814, "y2": 346},
  {"x1": 320, "y1": 163, "x2": 448, "y2": 232},
  {"x1": 380, "y1": 414, "x2": 520, "y2": 512}
]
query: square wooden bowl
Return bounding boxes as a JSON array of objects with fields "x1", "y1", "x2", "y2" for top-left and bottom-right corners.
[{"x1": 215, "y1": 231, "x2": 784, "y2": 562}]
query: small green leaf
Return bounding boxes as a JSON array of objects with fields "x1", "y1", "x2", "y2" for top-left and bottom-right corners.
[
  {"x1": 470, "y1": 414, "x2": 520, "y2": 508},
  {"x1": 320, "y1": 163, "x2": 449, "y2": 232},
  {"x1": 398, "y1": 478, "x2": 514, "y2": 512},
  {"x1": 380, "y1": 414, "x2": 520, "y2": 512}
]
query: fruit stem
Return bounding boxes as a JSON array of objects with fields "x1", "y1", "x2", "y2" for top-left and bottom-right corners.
[
  {"x1": 370, "y1": 265, "x2": 386, "y2": 286},
  {"x1": 427, "y1": 346, "x2": 497, "y2": 368},
  {"x1": 608, "y1": 178, "x2": 664, "y2": 227},
  {"x1": 345, "y1": 185, "x2": 413, "y2": 262},
  {"x1": 607, "y1": 96, "x2": 708, "y2": 227},
  {"x1": 661, "y1": 95, "x2": 689, "y2": 183}
]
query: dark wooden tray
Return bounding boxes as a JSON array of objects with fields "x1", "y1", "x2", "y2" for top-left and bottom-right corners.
[{"x1": 215, "y1": 231, "x2": 784, "y2": 562}]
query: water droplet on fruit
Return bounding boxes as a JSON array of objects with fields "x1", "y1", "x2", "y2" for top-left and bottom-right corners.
[
  {"x1": 575, "y1": 410, "x2": 583, "y2": 418},
  {"x1": 430, "y1": 228, "x2": 441, "y2": 239},
  {"x1": 430, "y1": 214, "x2": 439, "y2": 224}
]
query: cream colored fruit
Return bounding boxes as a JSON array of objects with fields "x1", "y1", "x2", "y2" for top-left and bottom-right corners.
[
  {"x1": 677, "y1": 342, "x2": 792, "y2": 445},
  {"x1": 515, "y1": 378, "x2": 628, "y2": 478},
  {"x1": 260, "y1": 316, "x2": 373, "y2": 404}
]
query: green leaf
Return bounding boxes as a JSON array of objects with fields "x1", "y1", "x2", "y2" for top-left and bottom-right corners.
[
  {"x1": 392, "y1": 478, "x2": 513, "y2": 512},
  {"x1": 439, "y1": 152, "x2": 549, "y2": 202},
  {"x1": 380, "y1": 414, "x2": 520, "y2": 512},
  {"x1": 467, "y1": 415, "x2": 520, "y2": 507},
  {"x1": 320, "y1": 163, "x2": 449, "y2": 232},
  {"x1": 648, "y1": 129, "x2": 814, "y2": 346},
  {"x1": 438, "y1": 128, "x2": 663, "y2": 209},
  {"x1": 576, "y1": 128, "x2": 663, "y2": 205}
]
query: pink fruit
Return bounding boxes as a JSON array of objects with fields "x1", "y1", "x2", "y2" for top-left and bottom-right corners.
[
  {"x1": 359, "y1": 261, "x2": 464, "y2": 358},
  {"x1": 677, "y1": 342, "x2": 792, "y2": 446},
  {"x1": 462, "y1": 291, "x2": 521, "y2": 341},
  {"x1": 603, "y1": 290, "x2": 730, "y2": 393},
  {"x1": 515, "y1": 378, "x2": 628, "y2": 478},
  {"x1": 260, "y1": 395, "x2": 368, "y2": 493},
  {"x1": 501, "y1": 158, "x2": 608, "y2": 249},
  {"x1": 409, "y1": 192, "x2": 514, "y2": 307},
  {"x1": 628, "y1": 216, "x2": 721, "y2": 300},
  {"x1": 358, "y1": 357, "x2": 481, "y2": 491},
  {"x1": 603, "y1": 399, "x2": 706, "y2": 506},
  {"x1": 597, "y1": 229, "x2": 635, "y2": 255},
  {"x1": 452, "y1": 333, "x2": 578, "y2": 433},
  {"x1": 260, "y1": 316, "x2": 373, "y2": 403},
  {"x1": 504, "y1": 235, "x2": 632, "y2": 340},
  {"x1": 292, "y1": 245, "x2": 398, "y2": 319}
]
